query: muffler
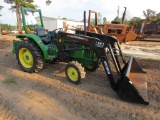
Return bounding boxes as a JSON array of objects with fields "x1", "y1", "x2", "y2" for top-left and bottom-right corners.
[{"x1": 115, "y1": 56, "x2": 149, "y2": 105}]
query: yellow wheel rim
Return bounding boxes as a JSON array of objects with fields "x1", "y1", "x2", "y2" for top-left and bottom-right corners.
[
  {"x1": 67, "y1": 67, "x2": 79, "y2": 81},
  {"x1": 19, "y1": 48, "x2": 33, "y2": 68}
]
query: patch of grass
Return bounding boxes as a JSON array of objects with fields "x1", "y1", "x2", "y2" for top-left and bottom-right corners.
[{"x1": 3, "y1": 78, "x2": 16, "y2": 84}]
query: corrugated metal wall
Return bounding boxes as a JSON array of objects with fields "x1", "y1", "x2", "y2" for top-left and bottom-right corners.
[
  {"x1": 57, "y1": 19, "x2": 64, "y2": 29},
  {"x1": 43, "y1": 18, "x2": 57, "y2": 31},
  {"x1": 36, "y1": 16, "x2": 86, "y2": 31},
  {"x1": 36, "y1": 17, "x2": 57, "y2": 31}
]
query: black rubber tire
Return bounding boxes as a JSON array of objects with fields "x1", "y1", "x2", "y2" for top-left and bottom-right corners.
[
  {"x1": 16, "y1": 40, "x2": 43, "y2": 73},
  {"x1": 65, "y1": 61, "x2": 86, "y2": 85},
  {"x1": 85, "y1": 63, "x2": 99, "y2": 72}
]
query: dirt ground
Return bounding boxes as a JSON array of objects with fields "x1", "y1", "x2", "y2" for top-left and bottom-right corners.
[{"x1": 0, "y1": 35, "x2": 160, "y2": 120}]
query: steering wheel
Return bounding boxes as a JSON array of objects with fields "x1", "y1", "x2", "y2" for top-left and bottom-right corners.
[
  {"x1": 48, "y1": 28, "x2": 63, "y2": 38},
  {"x1": 56, "y1": 28, "x2": 63, "y2": 31}
]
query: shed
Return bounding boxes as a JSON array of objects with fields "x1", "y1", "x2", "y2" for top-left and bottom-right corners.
[{"x1": 36, "y1": 16, "x2": 86, "y2": 32}]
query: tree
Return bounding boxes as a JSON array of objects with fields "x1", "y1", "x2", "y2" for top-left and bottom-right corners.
[
  {"x1": 46, "y1": 0, "x2": 52, "y2": 6},
  {"x1": 98, "y1": 12, "x2": 102, "y2": 24},
  {"x1": 4, "y1": 0, "x2": 37, "y2": 32},
  {"x1": 143, "y1": 9, "x2": 156, "y2": 21},
  {"x1": 0, "y1": 5, "x2": 3, "y2": 16},
  {"x1": 128, "y1": 17, "x2": 143, "y2": 29},
  {"x1": 4, "y1": 0, "x2": 52, "y2": 32},
  {"x1": 103, "y1": 17, "x2": 107, "y2": 24},
  {"x1": 62, "y1": 17, "x2": 67, "y2": 20},
  {"x1": 1, "y1": 23, "x2": 17, "y2": 31},
  {"x1": 0, "y1": 5, "x2": 4, "y2": 37},
  {"x1": 154, "y1": 15, "x2": 160, "y2": 21},
  {"x1": 113, "y1": 16, "x2": 121, "y2": 23},
  {"x1": 91, "y1": 18, "x2": 95, "y2": 25},
  {"x1": 89, "y1": 12, "x2": 102, "y2": 25}
]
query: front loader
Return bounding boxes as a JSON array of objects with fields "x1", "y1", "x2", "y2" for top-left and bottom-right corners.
[{"x1": 12, "y1": 7, "x2": 149, "y2": 105}]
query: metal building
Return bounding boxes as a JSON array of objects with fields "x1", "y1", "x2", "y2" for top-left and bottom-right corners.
[{"x1": 36, "y1": 16, "x2": 85, "y2": 32}]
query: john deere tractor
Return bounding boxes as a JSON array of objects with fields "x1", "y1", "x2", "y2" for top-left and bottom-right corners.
[{"x1": 12, "y1": 6, "x2": 149, "y2": 105}]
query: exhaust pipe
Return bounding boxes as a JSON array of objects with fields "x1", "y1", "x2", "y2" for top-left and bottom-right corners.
[{"x1": 84, "y1": 11, "x2": 86, "y2": 35}]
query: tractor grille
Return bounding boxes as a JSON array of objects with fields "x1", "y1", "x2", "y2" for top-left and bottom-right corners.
[{"x1": 84, "y1": 50, "x2": 94, "y2": 58}]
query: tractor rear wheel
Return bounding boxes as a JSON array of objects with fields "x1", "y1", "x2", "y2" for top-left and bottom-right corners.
[
  {"x1": 65, "y1": 61, "x2": 86, "y2": 84},
  {"x1": 16, "y1": 40, "x2": 43, "y2": 73}
]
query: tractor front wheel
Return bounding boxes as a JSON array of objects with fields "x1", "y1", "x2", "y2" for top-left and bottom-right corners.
[
  {"x1": 65, "y1": 61, "x2": 86, "y2": 84},
  {"x1": 16, "y1": 40, "x2": 43, "y2": 73},
  {"x1": 85, "y1": 63, "x2": 99, "y2": 72}
]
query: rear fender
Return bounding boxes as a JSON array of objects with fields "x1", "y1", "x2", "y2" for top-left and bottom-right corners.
[{"x1": 16, "y1": 34, "x2": 48, "y2": 59}]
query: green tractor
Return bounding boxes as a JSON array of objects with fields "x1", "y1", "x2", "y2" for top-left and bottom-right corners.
[
  {"x1": 12, "y1": 7, "x2": 149, "y2": 105},
  {"x1": 12, "y1": 6, "x2": 97, "y2": 83}
]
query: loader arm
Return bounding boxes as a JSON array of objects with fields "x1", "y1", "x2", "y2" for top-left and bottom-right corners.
[
  {"x1": 57, "y1": 31, "x2": 149, "y2": 105},
  {"x1": 75, "y1": 30, "x2": 126, "y2": 72},
  {"x1": 57, "y1": 31, "x2": 118, "y2": 88}
]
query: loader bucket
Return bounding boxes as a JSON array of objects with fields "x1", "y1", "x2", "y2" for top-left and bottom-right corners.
[{"x1": 115, "y1": 56, "x2": 149, "y2": 105}]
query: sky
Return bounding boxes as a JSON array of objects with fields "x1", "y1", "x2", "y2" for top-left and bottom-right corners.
[{"x1": 0, "y1": 0, "x2": 160, "y2": 26}]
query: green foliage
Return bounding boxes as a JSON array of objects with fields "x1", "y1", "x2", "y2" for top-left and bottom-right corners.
[
  {"x1": 149, "y1": 15, "x2": 160, "y2": 22},
  {"x1": 103, "y1": 17, "x2": 107, "y2": 24},
  {"x1": 98, "y1": 12, "x2": 102, "y2": 24},
  {"x1": 0, "y1": 6, "x2": 3, "y2": 10},
  {"x1": 9, "y1": 0, "x2": 36, "y2": 9},
  {"x1": 127, "y1": 9, "x2": 160, "y2": 27},
  {"x1": 46, "y1": 0, "x2": 52, "y2": 6},
  {"x1": 4, "y1": 0, "x2": 37, "y2": 31},
  {"x1": 90, "y1": 12, "x2": 103, "y2": 25},
  {"x1": 3, "y1": 78, "x2": 16, "y2": 84},
  {"x1": 127, "y1": 17, "x2": 143, "y2": 29},
  {"x1": 4, "y1": 0, "x2": 37, "y2": 14},
  {"x1": 143, "y1": 9, "x2": 156, "y2": 21},
  {"x1": 113, "y1": 16, "x2": 121, "y2": 23},
  {"x1": 0, "y1": 23, "x2": 17, "y2": 31},
  {"x1": 0, "y1": 5, "x2": 3, "y2": 16},
  {"x1": 91, "y1": 18, "x2": 95, "y2": 25},
  {"x1": 155, "y1": 16, "x2": 160, "y2": 20}
]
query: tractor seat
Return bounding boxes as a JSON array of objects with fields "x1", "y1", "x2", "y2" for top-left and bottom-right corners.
[{"x1": 36, "y1": 28, "x2": 51, "y2": 44}]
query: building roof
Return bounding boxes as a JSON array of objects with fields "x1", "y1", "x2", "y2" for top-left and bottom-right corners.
[{"x1": 36, "y1": 16, "x2": 83, "y2": 22}]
